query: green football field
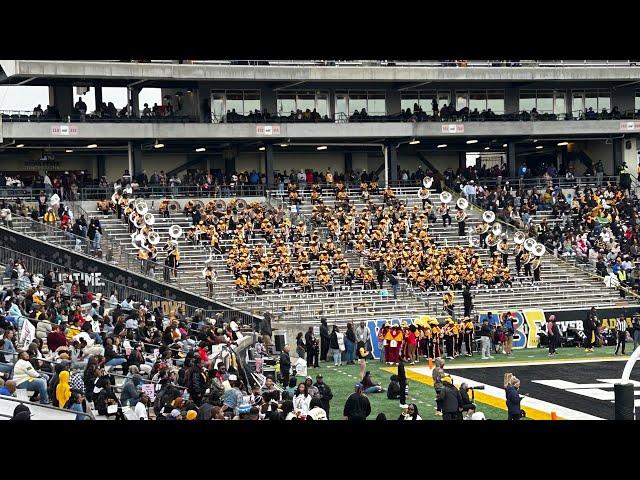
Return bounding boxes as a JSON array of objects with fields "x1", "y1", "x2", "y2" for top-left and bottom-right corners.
[{"x1": 303, "y1": 344, "x2": 629, "y2": 420}]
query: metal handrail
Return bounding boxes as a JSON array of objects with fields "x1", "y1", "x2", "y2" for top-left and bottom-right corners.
[{"x1": 0, "y1": 394, "x2": 94, "y2": 419}]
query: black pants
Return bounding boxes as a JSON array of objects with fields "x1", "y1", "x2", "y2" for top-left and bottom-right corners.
[
  {"x1": 509, "y1": 413, "x2": 521, "y2": 420},
  {"x1": 445, "y1": 336, "x2": 454, "y2": 357},
  {"x1": 456, "y1": 335, "x2": 463, "y2": 355},
  {"x1": 533, "y1": 267, "x2": 540, "y2": 281},
  {"x1": 615, "y1": 331, "x2": 626, "y2": 354},
  {"x1": 502, "y1": 254, "x2": 508, "y2": 267},
  {"x1": 399, "y1": 380, "x2": 407, "y2": 405},
  {"x1": 524, "y1": 263, "x2": 532, "y2": 277},
  {"x1": 458, "y1": 221, "x2": 465, "y2": 236},
  {"x1": 584, "y1": 330, "x2": 594, "y2": 349},
  {"x1": 443, "y1": 412, "x2": 463, "y2": 421},
  {"x1": 464, "y1": 333, "x2": 473, "y2": 354},
  {"x1": 515, "y1": 256, "x2": 522, "y2": 275},
  {"x1": 548, "y1": 335, "x2": 556, "y2": 354},
  {"x1": 442, "y1": 214, "x2": 451, "y2": 227},
  {"x1": 464, "y1": 304, "x2": 472, "y2": 317},
  {"x1": 281, "y1": 371, "x2": 290, "y2": 388},
  {"x1": 307, "y1": 349, "x2": 319, "y2": 367},
  {"x1": 320, "y1": 338, "x2": 330, "y2": 361}
]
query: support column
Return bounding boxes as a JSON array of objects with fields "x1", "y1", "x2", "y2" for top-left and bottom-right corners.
[
  {"x1": 508, "y1": 142, "x2": 517, "y2": 177},
  {"x1": 94, "y1": 87, "x2": 103, "y2": 111},
  {"x1": 48, "y1": 86, "x2": 74, "y2": 119},
  {"x1": 344, "y1": 152, "x2": 353, "y2": 174},
  {"x1": 385, "y1": 143, "x2": 398, "y2": 185},
  {"x1": 458, "y1": 152, "x2": 465, "y2": 173},
  {"x1": 96, "y1": 155, "x2": 106, "y2": 179},
  {"x1": 504, "y1": 85, "x2": 519, "y2": 115},
  {"x1": 264, "y1": 144, "x2": 274, "y2": 186},
  {"x1": 127, "y1": 141, "x2": 143, "y2": 178},
  {"x1": 261, "y1": 86, "x2": 277, "y2": 116},
  {"x1": 129, "y1": 87, "x2": 140, "y2": 118},
  {"x1": 613, "y1": 139, "x2": 624, "y2": 175},
  {"x1": 385, "y1": 89, "x2": 401, "y2": 115}
]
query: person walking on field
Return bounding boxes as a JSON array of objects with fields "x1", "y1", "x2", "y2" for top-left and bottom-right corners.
[
  {"x1": 615, "y1": 315, "x2": 628, "y2": 356},
  {"x1": 343, "y1": 383, "x2": 371, "y2": 421}
]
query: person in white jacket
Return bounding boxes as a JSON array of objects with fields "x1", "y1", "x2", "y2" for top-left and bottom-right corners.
[
  {"x1": 12, "y1": 351, "x2": 49, "y2": 404},
  {"x1": 292, "y1": 382, "x2": 312, "y2": 417}
]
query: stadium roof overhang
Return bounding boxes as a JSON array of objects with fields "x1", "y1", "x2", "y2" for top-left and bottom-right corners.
[
  {"x1": 4, "y1": 60, "x2": 640, "y2": 86},
  {"x1": 0, "y1": 133, "x2": 627, "y2": 157}
]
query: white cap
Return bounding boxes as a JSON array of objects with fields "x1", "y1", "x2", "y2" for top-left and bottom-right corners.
[{"x1": 471, "y1": 412, "x2": 486, "y2": 420}]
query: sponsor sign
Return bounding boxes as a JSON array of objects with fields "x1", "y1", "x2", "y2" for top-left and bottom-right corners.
[
  {"x1": 51, "y1": 125, "x2": 79, "y2": 135},
  {"x1": 441, "y1": 124, "x2": 464, "y2": 134},
  {"x1": 620, "y1": 121, "x2": 640, "y2": 132},
  {"x1": 256, "y1": 125, "x2": 281, "y2": 135}
]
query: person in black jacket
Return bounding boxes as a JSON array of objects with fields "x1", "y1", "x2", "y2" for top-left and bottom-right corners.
[
  {"x1": 305, "y1": 326, "x2": 319, "y2": 368},
  {"x1": 319, "y1": 318, "x2": 330, "y2": 362},
  {"x1": 459, "y1": 383, "x2": 476, "y2": 413},
  {"x1": 314, "y1": 374, "x2": 333, "y2": 419},
  {"x1": 187, "y1": 357, "x2": 207, "y2": 406},
  {"x1": 438, "y1": 375, "x2": 463, "y2": 421},
  {"x1": 280, "y1": 345, "x2": 291, "y2": 388},
  {"x1": 584, "y1": 307, "x2": 597, "y2": 352},
  {"x1": 398, "y1": 358, "x2": 408, "y2": 408},
  {"x1": 462, "y1": 285, "x2": 473, "y2": 317},
  {"x1": 343, "y1": 383, "x2": 371, "y2": 420},
  {"x1": 345, "y1": 323, "x2": 357, "y2": 365}
]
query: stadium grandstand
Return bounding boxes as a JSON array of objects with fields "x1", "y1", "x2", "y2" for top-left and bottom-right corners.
[{"x1": 1, "y1": 59, "x2": 640, "y2": 421}]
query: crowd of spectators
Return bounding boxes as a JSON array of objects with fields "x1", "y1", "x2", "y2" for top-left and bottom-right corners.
[{"x1": 455, "y1": 170, "x2": 640, "y2": 294}]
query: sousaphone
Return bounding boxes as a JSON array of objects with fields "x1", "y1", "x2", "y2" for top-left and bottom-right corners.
[
  {"x1": 513, "y1": 231, "x2": 526, "y2": 244},
  {"x1": 133, "y1": 214, "x2": 146, "y2": 230},
  {"x1": 456, "y1": 198, "x2": 469, "y2": 210},
  {"x1": 144, "y1": 212, "x2": 155, "y2": 226},
  {"x1": 169, "y1": 225, "x2": 183, "y2": 239},
  {"x1": 533, "y1": 243, "x2": 546, "y2": 257},
  {"x1": 215, "y1": 199, "x2": 226, "y2": 212},
  {"x1": 482, "y1": 211, "x2": 496, "y2": 224},
  {"x1": 491, "y1": 223, "x2": 502, "y2": 236},
  {"x1": 439, "y1": 191, "x2": 453, "y2": 204},
  {"x1": 423, "y1": 176, "x2": 434, "y2": 189},
  {"x1": 147, "y1": 231, "x2": 160, "y2": 245},
  {"x1": 49, "y1": 193, "x2": 60, "y2": 208},
  {"x1": 135, "y1": 200, "x2": 149, "y2": 215},
  {"x1": 524, "y1": 238, "x2": 537, "y2": 252},
  {"x1": 236, "y1": 199, "x2": 248, "y2": 211}
]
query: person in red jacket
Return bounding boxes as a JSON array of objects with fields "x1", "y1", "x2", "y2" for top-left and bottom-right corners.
[
  {"x1": 46, "y1": 324, "x2": 68, "y2": 353},
  {"x1": 405, "y1": 324, "x2": 418, "y2": 364}
]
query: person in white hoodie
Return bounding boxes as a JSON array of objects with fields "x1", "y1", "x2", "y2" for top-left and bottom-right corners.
[{"x1": 13, "y1": 351, "x2": 49, "y2": 404}]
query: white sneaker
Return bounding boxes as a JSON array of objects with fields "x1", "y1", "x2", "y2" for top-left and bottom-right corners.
[
  {"x1": 488, "y1": 356, "x2": 495, "y2": 359},
  {"x1": 481, "y1": 357, "x2": 488, "y2": 360},
  {"x1": 399, "y1": 404, "x2": 408, "y2": 408}
]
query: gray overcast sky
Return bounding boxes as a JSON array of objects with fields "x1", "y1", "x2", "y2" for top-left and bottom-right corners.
[{"x1": 0, "y1": 85, "x2": 161, "y2": 112}]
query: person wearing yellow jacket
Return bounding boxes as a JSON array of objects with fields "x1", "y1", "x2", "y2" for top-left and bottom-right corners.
[
  {"x1": 463, "y1": 317, "x2": 475, "y2": 356},
  {"x1": 56, "y1": 370, "x2": 71, "y2": 408},
  {"x1": 389, "y1": 324, "x2": 404, "y2": 365},
  {"x1": 43, "y1": 207, "x2": 57, "y2": 225}
]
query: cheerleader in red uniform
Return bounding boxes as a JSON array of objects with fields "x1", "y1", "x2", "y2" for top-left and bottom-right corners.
[{"x1": 379, "y1": 321, "x2": 392, "y2": 364}]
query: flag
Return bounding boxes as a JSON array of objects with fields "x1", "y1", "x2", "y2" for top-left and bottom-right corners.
[{"x1": 19, "y1": 318, "x2": 36, "y2": 349}]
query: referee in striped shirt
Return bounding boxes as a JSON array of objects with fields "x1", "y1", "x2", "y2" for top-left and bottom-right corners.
[{"x1": 614, "y1": 316, "x2": 628, "y2": 356}]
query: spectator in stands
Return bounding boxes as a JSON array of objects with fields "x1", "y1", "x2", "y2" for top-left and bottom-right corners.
[
  {"x1": 13, "y1": 350, "x2": 49, "y2": 404},
  {"x1": 33, "y1": 104, "x2": 43, "y2": 117},
  {"x1": 142, "y1": 103, "x2": 151, "y2": 117}
]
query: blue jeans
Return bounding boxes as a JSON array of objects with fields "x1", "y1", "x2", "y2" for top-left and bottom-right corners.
[
  {"x1": 392, "y1": 283, "x2": 399, "y2": 299},
  {"x1": 332, "y1": 349, "x2": 342, "y2": 365},
  {"x1": 0, "y1": 363, "x2": 13, "y2": 376},
  {"x1": 17, "y1": 378, "x2": 49, "y2": 404},
  {"x1": 106, "y1": 357, "x2": 128, "y2": 368},
  {"x1": 345, "y1": 339, "x2": 355, "y2": 363},
  {"x1": 365, "y1": 386, "x2": 381, "y2": 394}
]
